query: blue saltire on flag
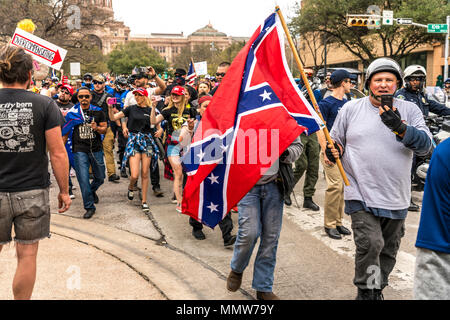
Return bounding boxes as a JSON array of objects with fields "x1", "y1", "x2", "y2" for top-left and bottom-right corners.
[{"x1": 181, "y1": 12, "x2": 324, "y2": 229}]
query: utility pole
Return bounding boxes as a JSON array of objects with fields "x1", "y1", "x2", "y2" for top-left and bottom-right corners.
[{"x1": 445, "y1": 15, "x2": 449, "y2": 80}]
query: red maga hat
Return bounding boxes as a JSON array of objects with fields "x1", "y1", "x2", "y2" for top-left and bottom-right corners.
[
  {"x1": 171, "y1": 85, "x2": 186, "y2": 96},
  {"x1": 133, "y1": 88, "x2": 149, "y2": 97}
]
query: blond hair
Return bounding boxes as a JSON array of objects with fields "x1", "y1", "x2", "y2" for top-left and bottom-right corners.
[{"x1": 163, "y1": 94, "x2": 187, "y2": 117}]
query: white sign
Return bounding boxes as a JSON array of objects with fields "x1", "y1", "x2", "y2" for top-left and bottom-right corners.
[
  {"x1": 382, "y1": 10, "x2": 394, "y2": 25},
  {"x1": 194, "y1": 61, "x2": 208, "y2": 76},
  {"x1": 11, "y1": 28, "x2": 67, "y2": 71},
  {"x1": 70, "y1": 62, "x2": 81, "y2": 76},
  {"x1": 396, "y1": 18, "x2": 412, "y2": 25}
]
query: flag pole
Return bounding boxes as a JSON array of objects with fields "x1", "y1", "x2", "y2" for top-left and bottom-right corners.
[{"x1": 275, "y1": 6, "x2": 350, "y2": 186}]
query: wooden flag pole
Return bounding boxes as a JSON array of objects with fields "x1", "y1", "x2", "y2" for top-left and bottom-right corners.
[{"x1": 275, "y1": 6, "x2": 350, "y2": 186}]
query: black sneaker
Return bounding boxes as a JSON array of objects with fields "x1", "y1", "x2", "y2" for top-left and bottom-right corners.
[
  {"x1": 192, "y1": 229, "x2": 206, "y2": 240},
  {"x1": 83, "y1": 209, "x2": 95, "y2": 219},
  {"x1": 127, "y1": 189, "x2": 134, "y2": 200},
  {"x1": 153, "y1": 187, "x2": 164, "y2": 198},
  {"x1": 108, "y1": 174, "x2": 120, "y2": 183},
  {"x1": 284, "y1": 195, "x2": 292, "y2": 206},
  {"x1": 93, "y1": 191, "x2": 99, "y2": 204},
  {"x1": 120, "y1": 168, "x2": 128, "y2": 178},
  {"x1": 303, "y1": 197, "x2": 320, "y2": 211},
  {"x1": 224, "y1": 235, "x2": 237, "y2": 247},
  {"x1": 69, "y1": 188, "x2": 75, "y2": 200}
]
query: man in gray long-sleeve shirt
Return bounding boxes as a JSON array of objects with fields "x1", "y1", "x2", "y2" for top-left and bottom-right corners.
[
  {"x1": 327, "y1": 58, "x2": 433, "y2": 300},
  {"x1": 226, "y1": 136, "x2": 303, "y2": 300}
]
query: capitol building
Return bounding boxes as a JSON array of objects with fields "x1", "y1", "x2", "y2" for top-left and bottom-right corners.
[{"x1": 79, "y1": 0, "x2": 248, "y2": 63}]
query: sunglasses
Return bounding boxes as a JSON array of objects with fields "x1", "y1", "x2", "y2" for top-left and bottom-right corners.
[
  {"x1": 216, "y1": 72, "x2": 226, "y2": 77},
  {"x1": 408, "y1": 77, "x2": 424, "y2": 82},
  {"x1": 78, "y1": 95, "x2": 91, "y2": 99},
  {"x1": 60, "y1": 90, "x2": 71, "y2": 95},
  {"x1": 93, "y1": 81, "x2": 104, "y2": 85}
]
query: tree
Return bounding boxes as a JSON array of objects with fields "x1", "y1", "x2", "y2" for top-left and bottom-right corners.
[
  {"x1": 172, "y1": 41, "x2": 247, "y2": 75},
  {"x1": 0, "y1": 0, "x2": 114, "y2": 76},
  {"x1": 107, "y1": 41, "x2": 167, "y2": 75},
  {"x1": 290, "y1": 0, "x2": 450, "y2": 65}
]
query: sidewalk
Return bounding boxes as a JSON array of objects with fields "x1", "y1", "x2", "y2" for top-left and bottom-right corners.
[{"x1": 0, "y1": 212, "x2": 250, "y2": 300}]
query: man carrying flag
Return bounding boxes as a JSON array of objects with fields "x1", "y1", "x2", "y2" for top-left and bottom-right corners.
[{"x1": 181, "y1": 12, "x2": 323, "y2": 300}]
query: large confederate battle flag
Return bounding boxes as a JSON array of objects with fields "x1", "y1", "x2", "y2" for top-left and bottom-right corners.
[{"x1": 181, "y1": 12, "x2": 324, "y2": 228}]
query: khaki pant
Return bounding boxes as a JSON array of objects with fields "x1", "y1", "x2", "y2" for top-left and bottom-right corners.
[
  {"x1": 102, "y1": 127, "x2": 116, "y2": 178},
  {"x1": 320, "y1": 152, "x2": 344, "y2": 229}
]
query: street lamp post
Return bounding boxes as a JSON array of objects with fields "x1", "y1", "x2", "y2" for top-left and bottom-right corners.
[{"x1": 445, "y1": 15, "x2": 449, "y2": 80}]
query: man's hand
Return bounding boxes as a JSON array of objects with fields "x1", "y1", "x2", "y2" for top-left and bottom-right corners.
[
  {"x1": 322, "y1": 150, "x2": 335, "y2": 166},
  {"x1": 147, "y1": 66, "x2": 156, "y2": 79},
  {"x1": 187, "y1": 118, "x2": 195, "y2": 131},
  {"x1": 123, "y1": 127, "x2": 129, "y2": 138},
  {"x1": 90, "y1": 120, "x2": 97, "y2": 131},
  {"x1": 58, "y1": 192, "x2": 71, "y2": 213},
  {"x1": 325, "y1": 141, "x2": 343, "y2": 164},
  {"x1": 154, "y1": 127, "x2": 163, "y2": 138},
  {"x1": 379, "y1": 105, "x2": 407, "y2": 136}
]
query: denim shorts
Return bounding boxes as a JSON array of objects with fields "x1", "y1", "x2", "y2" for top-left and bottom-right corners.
[
  {"x1": 0, "y1": 188, "x2": 51, "y2": 245},
  {"x1": 167, "y1": 144, "x2": 181, "y2": 157}
]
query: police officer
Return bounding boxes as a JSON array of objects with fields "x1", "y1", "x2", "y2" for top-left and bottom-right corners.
[
  {"x1": 395, "y1": 65, "x2": 450, "y2": 211},
  {"x1": 112, "y1": 76, "x2": 129, "y2": 177},
  {"x1": 395, "y1": 65, "x2": 450, "y2": 117}
]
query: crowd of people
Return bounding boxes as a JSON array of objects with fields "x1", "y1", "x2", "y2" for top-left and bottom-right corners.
[{"x1": 0, "y1": 42, "x2": 449, "y2": 301}]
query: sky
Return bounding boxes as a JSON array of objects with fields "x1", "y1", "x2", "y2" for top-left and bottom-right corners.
[{"x1": 111, "y1": 0, "x2": 300, "y2": 37}]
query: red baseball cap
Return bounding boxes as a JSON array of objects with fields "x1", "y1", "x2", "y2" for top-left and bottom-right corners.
[
  {"x1": 198, "y1": 95, "x2": 213, "y2": 105},
  {"x1": 171, "y1": 85, "x2": 186, "y2": 96},
  {"x1": 133, "y1": 88, "x2": 149, "y2": 97},
  {"x1": 60, "y1": 84, "x2": 74, "y2": 96}
]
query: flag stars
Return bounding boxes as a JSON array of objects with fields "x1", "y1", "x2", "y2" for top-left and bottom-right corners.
[
  {"x1": 207, "y1": 202, "x2": 219, "y2": 213},
  {"x1": 208, "y1": 173, "x2": 220, "y2": 184},
  {"x1": 260, "y1": 90, "x2": 272, "y2": 102},
  {"x1": 197, "y1": 149, "x2": 206, "y2": 162}
]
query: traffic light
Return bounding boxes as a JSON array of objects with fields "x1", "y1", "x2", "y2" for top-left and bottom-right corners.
[
  {"x1": 347, "y1": 17, "x2": 369, "y2": 27},
  {"x1": 347, "y1": 16, "x2": 381, "y2": 28}
]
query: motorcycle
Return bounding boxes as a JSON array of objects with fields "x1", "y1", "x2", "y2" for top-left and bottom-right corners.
[{"x1": 413, "y1": 114, "x2": 450, "y2": 191}]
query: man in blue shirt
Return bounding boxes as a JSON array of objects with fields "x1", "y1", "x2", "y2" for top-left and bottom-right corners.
[
  {"x1": 318, "y1": 69, "x2": 352, "y2": 240},
  {"x1": 414, "y1": 138, "x2": 450, "y2": 299}
]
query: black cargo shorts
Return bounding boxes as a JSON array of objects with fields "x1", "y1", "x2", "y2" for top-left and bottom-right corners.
[{"x1": 0, "y1": 188, "x2": 51, "y2": 245}]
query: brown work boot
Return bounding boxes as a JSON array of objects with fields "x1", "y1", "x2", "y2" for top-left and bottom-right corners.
[
  {"x1": 256, "y1": 291, "x2": 280, "y2": 300},
  {"x1": 226, "y1": 270, "x2": 243, "y2": 292}
]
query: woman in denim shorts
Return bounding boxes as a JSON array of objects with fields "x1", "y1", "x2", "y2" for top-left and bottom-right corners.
[
  {"x1": 151, "y1": 86, "x2": 197, "y2": 212},
  {"x1": 108, "y1": 88, "x2": 159, "y2": 213}
]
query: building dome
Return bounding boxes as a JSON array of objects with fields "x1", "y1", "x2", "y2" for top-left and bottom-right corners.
[{"x1": 190, "y1": 23, "x2": 227, "y2": 37}]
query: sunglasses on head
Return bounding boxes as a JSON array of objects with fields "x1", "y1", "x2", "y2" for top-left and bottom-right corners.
[
  {"x1": 216, "y1": 72, "x2": 226, "y2": 77},
  {"x1": 78, "y1": 95, "x2": 90, "y2": 99},
  {"x1": 93, "y1": 80, "x2": 104, "y2": 85}
]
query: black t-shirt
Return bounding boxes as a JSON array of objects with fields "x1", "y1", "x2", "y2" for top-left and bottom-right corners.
[
  {"x1": 0, "y1": 88, "x2": 64, "y2": 192},
  {"x1": 161, "y1": 106, "x2": 197, "y2": 136},
  {"x1": 91, "y1": 90, "x2": 113, "y2": 123},
  {"x1": 71, "y1": 108, "x2": 106, "y2": 153},
  {"x1": 123, "y1": 105, "x2": 152, "y2": 134},
  {"x1": 56, "y1": 100, "x2": 74, "y2": 113}
]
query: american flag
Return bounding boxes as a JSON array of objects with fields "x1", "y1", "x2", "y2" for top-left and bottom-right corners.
[
  {"x1": 181, "y1": 12, "x2": 324, "y2": 229},
  {"x1": 186, "y1": 61, "x2": 197, "y2": 86}
]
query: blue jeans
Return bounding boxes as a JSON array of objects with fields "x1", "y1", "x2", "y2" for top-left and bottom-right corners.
[
  {"x1": 230, "y1": 181, "x2": 284, "y2": 292},
  {"x1": 73, "y1": 151, "x2": 105, "y2": 210}
]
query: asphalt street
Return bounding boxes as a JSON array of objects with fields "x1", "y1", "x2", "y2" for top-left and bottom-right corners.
[{"x1": 0, "y1": 158, "x2": 422, "y2": 300}]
